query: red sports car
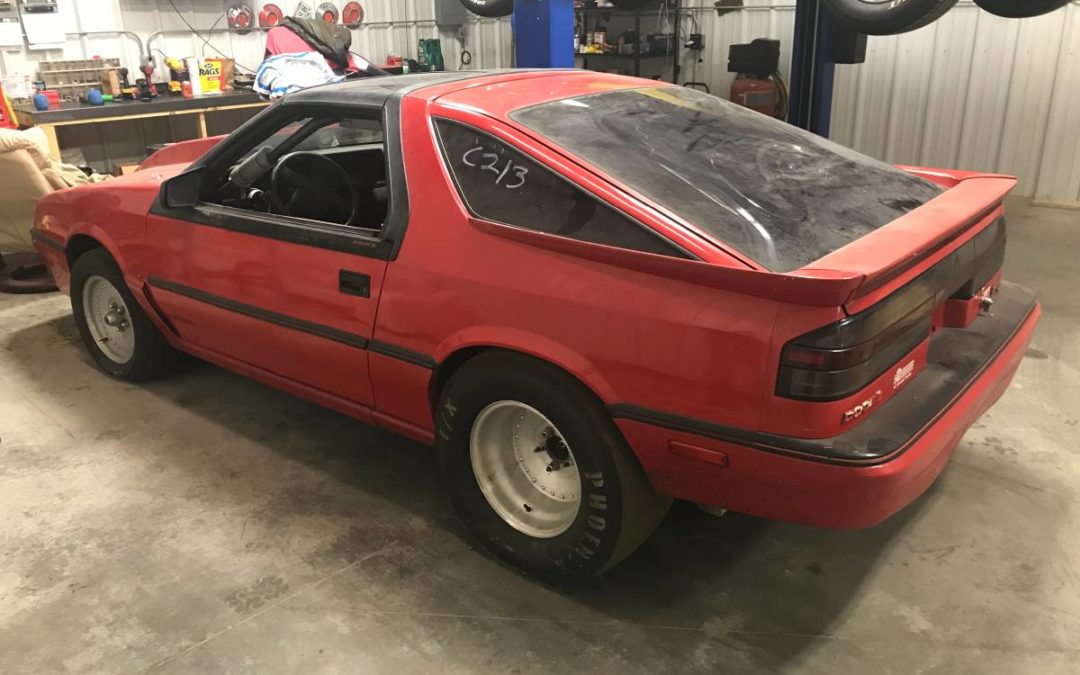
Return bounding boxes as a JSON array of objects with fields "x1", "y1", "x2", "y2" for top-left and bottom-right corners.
[{"x1": 32, "y1": 71, "x2": 1040, "y2": 582}]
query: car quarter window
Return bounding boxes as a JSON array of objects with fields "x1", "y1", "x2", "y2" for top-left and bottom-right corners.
[{"x1": 433, "y1": 119, "x2": 688, "y2": 258}]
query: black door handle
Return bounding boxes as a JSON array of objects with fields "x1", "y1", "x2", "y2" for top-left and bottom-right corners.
[{"x1": 339, "y1": 270, "x2": 370, "y2": 298}]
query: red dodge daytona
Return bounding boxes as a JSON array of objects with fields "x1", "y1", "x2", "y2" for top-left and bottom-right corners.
[{"x1": 32, "y1": 71, "x2": 1040, "y2": 581}]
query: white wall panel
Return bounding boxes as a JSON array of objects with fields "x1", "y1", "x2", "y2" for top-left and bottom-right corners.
[
  {"x1": 1033, "y1": 5, "x2": 1080, "y2": 205},
  {"x1": 831, "y1": 1, "x2": 1080, "y2": 203}
]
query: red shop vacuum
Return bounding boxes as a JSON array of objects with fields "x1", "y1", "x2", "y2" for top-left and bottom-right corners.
[{"x1": 728, "y1": 38, "x2": 788, "y2": 120}]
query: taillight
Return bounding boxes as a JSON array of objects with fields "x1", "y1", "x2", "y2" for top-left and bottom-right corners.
[
  {"x1": 777, "y1": 291, "x2": 933, "y2": 401},
  {"x1": 777, "y1": 215, "x2": 1006, "y2": 402}
]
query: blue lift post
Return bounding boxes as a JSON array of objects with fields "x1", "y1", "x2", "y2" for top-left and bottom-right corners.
[
  {"x1": 513, "y1": 0, "x2": 576, "y2": 69},
  {"x1": 788, "y1": 0, "x2": 836, "y2": 136},
  {"x1": 788, "y1": 0, "x2": 868, "y2": 136}
]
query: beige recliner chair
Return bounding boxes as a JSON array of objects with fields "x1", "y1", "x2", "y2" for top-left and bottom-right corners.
[{"x1": 0, "y1": 127, "x2": 106, "y2": 292}]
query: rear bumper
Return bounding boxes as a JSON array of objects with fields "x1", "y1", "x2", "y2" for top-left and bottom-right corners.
[{"x1": 615, "y1": 281, "x2": 1040, "y2": 529}]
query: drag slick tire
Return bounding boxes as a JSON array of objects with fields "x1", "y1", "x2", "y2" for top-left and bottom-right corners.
[
  {"x1": 436, "y1": 351, "x2": 671, "y2": 583},
  {"x1": 822, "y1": 0, "x2": 959, "y2": 35},
  {"x1": 973, "y1": 0, "x2": 1067, "y2": 18},
  {"x1": 458, "y1": 0, "x2": 513, "y2": 18},
  {"x1": 70, "y1": 248, "x2": 177, "y2": 381}
]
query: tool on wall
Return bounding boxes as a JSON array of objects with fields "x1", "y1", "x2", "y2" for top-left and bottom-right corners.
[
  {"x1": 727, "y1": 38, "x2": 788, "y2": 120},
  {"x1": 342, "y1": 1, "x2": 364, "y2": 28},
  {"x1": 227, "y1": 3, "x2": 255, "y2": 35},
  {"x1": 317, "y1": 1, "x2": 338, "y2": 24},
  {"x1": 259, "y1": 3, "x2": 283, "y2": 27}
]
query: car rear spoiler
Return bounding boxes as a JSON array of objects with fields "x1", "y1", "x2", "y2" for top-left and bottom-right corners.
[
  {"x1": 797, "y1": 172, "x2": 1017, "y2": 306},
  {"x1": 470, "y1": 216, "x2": 864, "y2": 307},
  {"x1": 472, "y1": 171, "x2": 1015, "y2": 310}
]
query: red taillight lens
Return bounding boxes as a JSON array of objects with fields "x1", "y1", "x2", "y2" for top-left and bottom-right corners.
[
  {"x1": 777, "y1": 300, "x2": 932, "y2": 401},
  {"x1": 777, "y1": 216, "x2": 1006, "y2": 402}
]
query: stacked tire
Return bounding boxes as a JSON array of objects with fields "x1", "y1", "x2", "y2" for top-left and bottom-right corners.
[{"x1": 821, "y1": 0, "x2": 1069, "y2": 35}]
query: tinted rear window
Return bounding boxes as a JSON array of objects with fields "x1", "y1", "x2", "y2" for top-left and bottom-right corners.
[{"x1": 511, "y1": 87, "x2": 943, "y2": 272}]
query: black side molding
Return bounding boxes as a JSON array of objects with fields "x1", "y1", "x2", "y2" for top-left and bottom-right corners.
[
  {"x1": 147, "y1": 276, "x2": 369, "y2": 350},
  {"x1": 369, "y1": 340, "x2": 436, "y2": 370},
  {"x1": 144, "y1": 276, "x2": 438, "y2": 371},
  {"x1": 31, "y1": 229, "x2": 65, "y2": 253}
]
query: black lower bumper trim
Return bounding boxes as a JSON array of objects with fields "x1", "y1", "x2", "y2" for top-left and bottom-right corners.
[{"x1": 610, "y1": 281, "x2": 1037, "y2": 466}]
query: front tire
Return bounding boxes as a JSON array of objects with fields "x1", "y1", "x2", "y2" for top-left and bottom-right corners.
[
  {"x1": 436, "y1": 351, "x2": 671, "y2": 582},
  {"x1": 822, "y1": 0, "x2": 959, "y2": 35},
  {"x1": 70, "y1": 248, "x2": 177, "y2": 381}
]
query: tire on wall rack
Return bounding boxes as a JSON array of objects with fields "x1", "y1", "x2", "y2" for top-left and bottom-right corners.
[
  {"x1": 821, "y1": 0, "x2": 959, "y2": 35},
  {"x1": 458, "y1": 0, "x2": 514, "y2": 18},
  {"x1": 973, "y1": 0, "x2": 1068, "y2": 18}
]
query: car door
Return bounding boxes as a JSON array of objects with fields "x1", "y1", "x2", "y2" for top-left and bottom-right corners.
[{"x1": 143, "y1": 104, "x2": 402, "y2": 407}]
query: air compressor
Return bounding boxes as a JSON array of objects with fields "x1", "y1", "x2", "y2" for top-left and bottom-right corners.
[{"x1": 728, "y1": 38, "x2": 788, "y2": 120}]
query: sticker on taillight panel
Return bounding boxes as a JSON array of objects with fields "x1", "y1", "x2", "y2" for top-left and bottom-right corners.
[
  {"x1": 842, "y1": 390, "x2": 882, "y2": 424},
  {"x1": 893, "y1": 360, "x2": 915, "y2": 389}
]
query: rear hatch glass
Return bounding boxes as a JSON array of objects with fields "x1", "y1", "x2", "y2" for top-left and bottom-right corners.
[{"x1": 511, "y1": 86, "x2": 943, "y2": 273}]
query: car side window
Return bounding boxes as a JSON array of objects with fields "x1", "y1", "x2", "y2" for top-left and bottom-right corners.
[
  {"x1": 207, "y1": 114, "x2": 389, "y2": 230},
  {"x1": 434, "y1": 119, "x2": 687, "y2": 258}
]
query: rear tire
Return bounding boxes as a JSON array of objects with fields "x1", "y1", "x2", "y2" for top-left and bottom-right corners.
[
  {"x1": 973, "y1": 0, "x2": 1067, "y2": 18},
  {"x1": 458, "y1": 0, "x2": 514, "y2": 18},
  {"x1": 822, "y1": 0, "x2": 959, "y2": 35},
  {"x1": 70, "y1": 248, "x2": 178, "y2": 382},
  {"x1": 436, "y1": 351, "x2": 671, "y2": 583}
]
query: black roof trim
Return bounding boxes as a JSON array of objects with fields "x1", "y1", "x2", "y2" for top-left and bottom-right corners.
[{"x1": 280, "y1": 69, "x2": 580, "y2": 108}]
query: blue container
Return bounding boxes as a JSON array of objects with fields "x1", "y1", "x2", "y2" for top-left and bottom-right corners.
[{"x1": 33, "y1": 92, "x2": 49, "y2": 111}]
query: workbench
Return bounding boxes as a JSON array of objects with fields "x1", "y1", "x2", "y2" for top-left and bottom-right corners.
[{"x1": 12, "y1": 90, "x2": 268, "y2": 160}]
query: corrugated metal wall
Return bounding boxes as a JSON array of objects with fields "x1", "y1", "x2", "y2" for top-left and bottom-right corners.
[
  {"x1": 1, "y1": 1, "x2": 1077, "y2": 202},
  {"x1": 831, "y1": 2, "x2": 1080, "y2": 204}
]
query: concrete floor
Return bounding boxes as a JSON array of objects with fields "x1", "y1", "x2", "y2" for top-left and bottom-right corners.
[{"x1": 0, "y1": 199, "x2": 1077, "y2": 674}]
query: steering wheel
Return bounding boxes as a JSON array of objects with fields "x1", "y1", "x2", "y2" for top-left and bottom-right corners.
[{"x1": 271, "y1": 152, "x2": 359, "y2": 225}]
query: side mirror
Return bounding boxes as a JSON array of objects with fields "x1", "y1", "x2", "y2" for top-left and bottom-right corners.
[{"x1": 162, "y1": 168, "x2": 203, "y2": 209}]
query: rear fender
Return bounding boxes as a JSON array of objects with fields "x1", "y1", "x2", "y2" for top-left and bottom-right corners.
[{"x1": 434, "y1": 326, "x2": 620, "y2": 404}]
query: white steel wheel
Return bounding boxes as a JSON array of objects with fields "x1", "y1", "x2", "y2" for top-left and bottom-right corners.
[
  {"x1": 469, "y1": 400, "x2": 582, "y2": 539},
  {"x1": 81, "y1": 275, "x2": 135, "y2": 364}
]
